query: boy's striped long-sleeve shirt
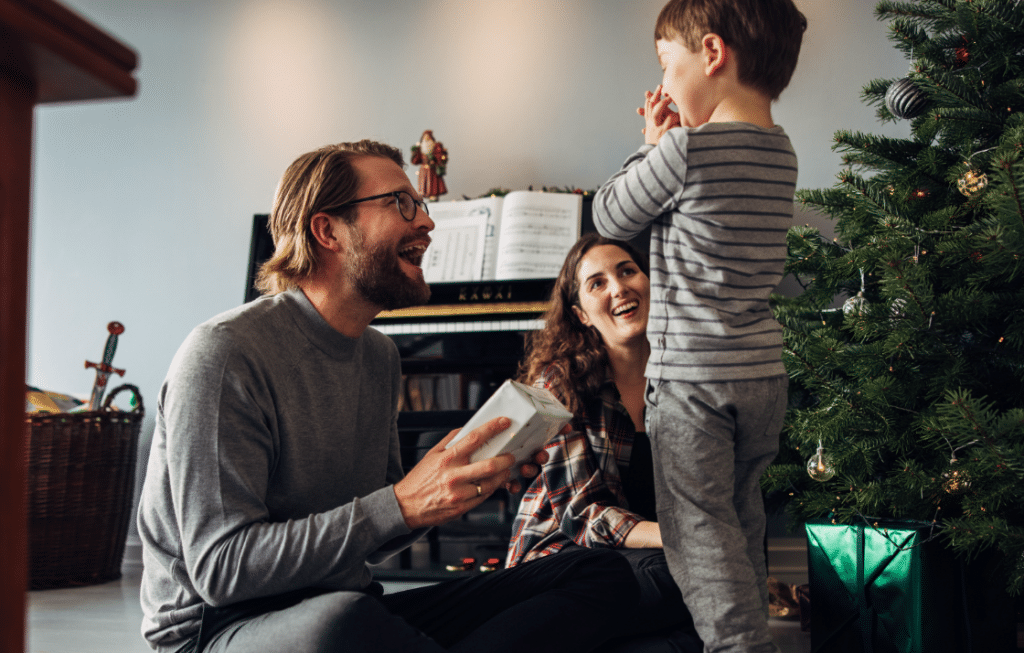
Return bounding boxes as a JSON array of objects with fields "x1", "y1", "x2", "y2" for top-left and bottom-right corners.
[{"x1": 593, "y1": 122, "x2": 798, "y2": 383}]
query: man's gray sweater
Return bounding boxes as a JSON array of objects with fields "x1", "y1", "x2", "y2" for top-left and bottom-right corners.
[{"x1": 137, "y1": 289, "x2": 420, "y2": 649}]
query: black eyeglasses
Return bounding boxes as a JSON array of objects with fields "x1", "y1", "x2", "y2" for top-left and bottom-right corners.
[{"x1": 336, "y1": 190, "x2": 429, "y2": 222}]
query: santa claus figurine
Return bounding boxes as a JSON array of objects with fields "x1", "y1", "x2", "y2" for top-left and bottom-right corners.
[{"x1": 411, "y1": 130, "x2": 448, "y2": 200}]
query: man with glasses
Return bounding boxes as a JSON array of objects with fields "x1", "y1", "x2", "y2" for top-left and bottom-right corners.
[{"x1": 137, "y1": 140, "x2": 639, "y2": 653}]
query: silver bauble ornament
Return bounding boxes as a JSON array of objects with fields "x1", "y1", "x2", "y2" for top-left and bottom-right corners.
[{"x1": 885, "y1": 78, "x2": 929, "y2": 120}]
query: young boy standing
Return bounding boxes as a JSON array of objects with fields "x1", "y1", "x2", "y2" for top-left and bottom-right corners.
[{"x1": 592, "y1": 1, "x2": 806, "y2": 652}]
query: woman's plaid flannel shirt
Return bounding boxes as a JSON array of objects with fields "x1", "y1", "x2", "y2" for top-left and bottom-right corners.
[{"x1": 506, "y1": 369, "x2": 647, "y2": 567}]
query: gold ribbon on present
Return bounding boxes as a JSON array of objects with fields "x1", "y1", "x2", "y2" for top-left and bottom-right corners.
[{"x1": 768, "y1": 576, "x2": 801, "y2": 619}]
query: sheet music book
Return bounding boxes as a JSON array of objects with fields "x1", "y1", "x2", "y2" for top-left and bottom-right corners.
[{"x1": 422, "y1": 191, "x2": 583, "y2": 283}]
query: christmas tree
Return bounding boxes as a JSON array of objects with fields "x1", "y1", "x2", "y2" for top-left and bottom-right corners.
[{"x1": 765, "y1": 0, "x2": 1024, "y2": 594}]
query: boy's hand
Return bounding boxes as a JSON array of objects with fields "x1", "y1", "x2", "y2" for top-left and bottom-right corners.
[{"x1": 637, "y1": 84, "x2": 680, "y2": 145}]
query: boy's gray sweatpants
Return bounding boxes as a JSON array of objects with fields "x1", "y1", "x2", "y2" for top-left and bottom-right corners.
[{"x1": 646, "y1": 376, "x2": 787, "y2": 653}]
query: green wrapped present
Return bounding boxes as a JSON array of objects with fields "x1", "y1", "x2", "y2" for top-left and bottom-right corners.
[{"x1": 805, "y1": 519, "x2": 1014, "y2": 653}]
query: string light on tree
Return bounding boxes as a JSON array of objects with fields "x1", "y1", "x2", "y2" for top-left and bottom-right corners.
[{"x1": 807, "y1": 440, "x2": 836, "y2": 482}]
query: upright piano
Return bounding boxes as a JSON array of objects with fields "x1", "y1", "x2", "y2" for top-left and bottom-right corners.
[
  {"x1": 244, "y1": 216, "x2": 558, "y2": 578},
  {"x1": 244, "y1": 200, "x2": 649, "y2": 578},
  {"x1": 370, "y1": 277, "x2": 557, "y2": 577}
]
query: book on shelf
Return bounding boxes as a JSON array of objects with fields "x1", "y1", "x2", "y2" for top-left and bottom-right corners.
[
  {"x1": 422, "y1": 191, "x2": 583, "y2": 283},
  {"x1": 398, "y1": 374, "x2": 483, "y2": 412}
]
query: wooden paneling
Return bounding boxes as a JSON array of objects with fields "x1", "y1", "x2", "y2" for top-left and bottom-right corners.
[
  {"x1": 0, "y1": 1, "x2": 136, "y2": 651},
  {"x1": 0, "y1": 64, "x2": 34, "y2": 653},
  {"x1": 0, "y1": 0, "x2": 137, "y2": 103}
]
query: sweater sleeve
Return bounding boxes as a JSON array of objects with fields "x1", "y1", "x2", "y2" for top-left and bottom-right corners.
[
  {"x1": 534, "y1": 376, "x2": 643, "y2": 551},
  {"x1": 368, "y1": 355, "x2": 427, "y2": 564},
  {"x1": 541, "y1": 421, "x2": 644, "y2": 551},
  {"x1": 592, "y1": 131, "x2": 689, "y2": 240},
  {"x1": 157, "y1": 324, "x2": 413, "y2": 607}
]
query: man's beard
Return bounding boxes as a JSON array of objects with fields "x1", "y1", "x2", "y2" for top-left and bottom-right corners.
[{"x1": 347, "y1": 230, "x2": 431, "y2": 310}]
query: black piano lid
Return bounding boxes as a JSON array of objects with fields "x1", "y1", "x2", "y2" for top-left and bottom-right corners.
[{"x1": 246, "y1": 213, "x2": 557, "y2": 315}]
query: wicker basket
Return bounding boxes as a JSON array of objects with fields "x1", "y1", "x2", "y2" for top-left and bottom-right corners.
[{"x1": 25, "y1": 384, "x2": 144, "y2": 590}]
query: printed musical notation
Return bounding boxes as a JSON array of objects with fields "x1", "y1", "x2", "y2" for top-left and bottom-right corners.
[
  {"x1": 423, "y1": 191, "x2": 582, "y2": 282},
  {"x1": 494, "y1": 193, "x2": 581, "y2": 280}
]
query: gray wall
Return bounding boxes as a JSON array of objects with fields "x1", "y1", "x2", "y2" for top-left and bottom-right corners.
[{"x1": 27, "y1": 0, "x2": 910, "y2": 544}]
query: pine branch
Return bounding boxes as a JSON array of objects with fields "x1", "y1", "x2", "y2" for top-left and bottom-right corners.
[
  {"x1": 993, "y1": 154, "x2": 1024, "y2": 233},
  {"x1": 862, "y1": 78, "x2": 895, "y2": 111},
  {"x1": 969, "y1": 0, "x2": 1024, "y2": 35},
  {"x1": 943, "y1": 388, "x2": 1007, "y2": 456},
  {"x1": 778, "y1": 0, "x2": 1024, "y2": 595},
  {"x1": 834, "y1": 130, "x2": 928, "y2": 168},
  {"x1": 913, "y1": 69, "x2": 987, "y2": 113},
  {"x1": 875, "y1": 1, "x2": 945, "y2": 29},
  {"x1": 888, "y1": 19, "x2": 936, "y2": 61},
  {"x1": 836, "y1": 169, "x2": 894, "y2": 217}
]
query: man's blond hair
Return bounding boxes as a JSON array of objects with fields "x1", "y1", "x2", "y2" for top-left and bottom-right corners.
[{"x1": 255, "y1": 140, "x2": 404, "y2": 295}]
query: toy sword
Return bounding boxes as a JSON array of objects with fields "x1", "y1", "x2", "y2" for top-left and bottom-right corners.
[{"x1": 85, "y1": 321, "x2": 126, "y2": 411}]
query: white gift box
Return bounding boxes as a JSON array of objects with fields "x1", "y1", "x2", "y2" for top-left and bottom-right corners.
[{"x1": 446, "y1": 379, "x2": 572, "y2": 465}]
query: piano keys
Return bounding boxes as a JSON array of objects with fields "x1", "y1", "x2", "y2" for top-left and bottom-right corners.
[
  {"x1": 375, "y1": 319, "x2": 544, "y2": 335},
  {"x1": 371, "y1": 278, "x2": 553, "y2": 335}
]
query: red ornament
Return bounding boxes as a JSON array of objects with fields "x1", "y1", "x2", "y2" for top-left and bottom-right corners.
[{"x1": 955, "y1": 36, "x2": 970, "y2": 67}]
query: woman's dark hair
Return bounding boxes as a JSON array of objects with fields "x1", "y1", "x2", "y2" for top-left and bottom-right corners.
[{"x1": 517, "y1": 233, "x2": 649, "y2": 414}]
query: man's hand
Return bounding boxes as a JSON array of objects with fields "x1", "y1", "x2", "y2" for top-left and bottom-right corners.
[
  {"x1": 637, "y1": 83, "x2": 680, "y2": 145},
  {"x1": 394, "y1": 417, "x2": 515, "y2": 530},
  {"x1": 504, "y1": 426, "x2": 562, "y2": 493}
]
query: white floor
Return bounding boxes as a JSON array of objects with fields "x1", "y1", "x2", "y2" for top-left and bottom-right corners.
[
  {"x1": 26, "y1": 561, "x2": 813, "y2": 653},
  {"x1": 28, "y1": 564, "x2": 152, "y2": 653}
]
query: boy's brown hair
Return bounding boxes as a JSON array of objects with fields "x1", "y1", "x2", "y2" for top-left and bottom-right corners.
[{"x1": 655, "y1": 0, "x2": 806, "y2": 101}]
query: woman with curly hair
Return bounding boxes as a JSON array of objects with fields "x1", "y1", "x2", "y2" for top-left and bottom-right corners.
[{"x1": 506, "y1": 233, "x2": 700, "y2": 653}]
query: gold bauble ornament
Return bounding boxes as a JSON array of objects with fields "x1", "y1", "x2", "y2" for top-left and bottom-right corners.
[
  {"x1": 957, "y1": 169, "x2": 988, "y2": 196},
  {"x1": 942, "y1": 468, "x2": 971, "y2": 495}
]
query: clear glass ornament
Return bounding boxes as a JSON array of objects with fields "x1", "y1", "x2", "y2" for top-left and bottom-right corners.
[
  {"x1": 890, "y1": 297, "x2": 907, "y2": 322},
  {"x1": 843, "y1": 292, "x2": 866, "y2": 315},
  {"x1": 807, "y1": 442, "x2": 836, "y2": 482}
]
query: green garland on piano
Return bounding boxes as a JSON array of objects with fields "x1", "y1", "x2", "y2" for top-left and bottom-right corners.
[{"x1": 466, "y1": 186, "x2": 597, "y2": 200}]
